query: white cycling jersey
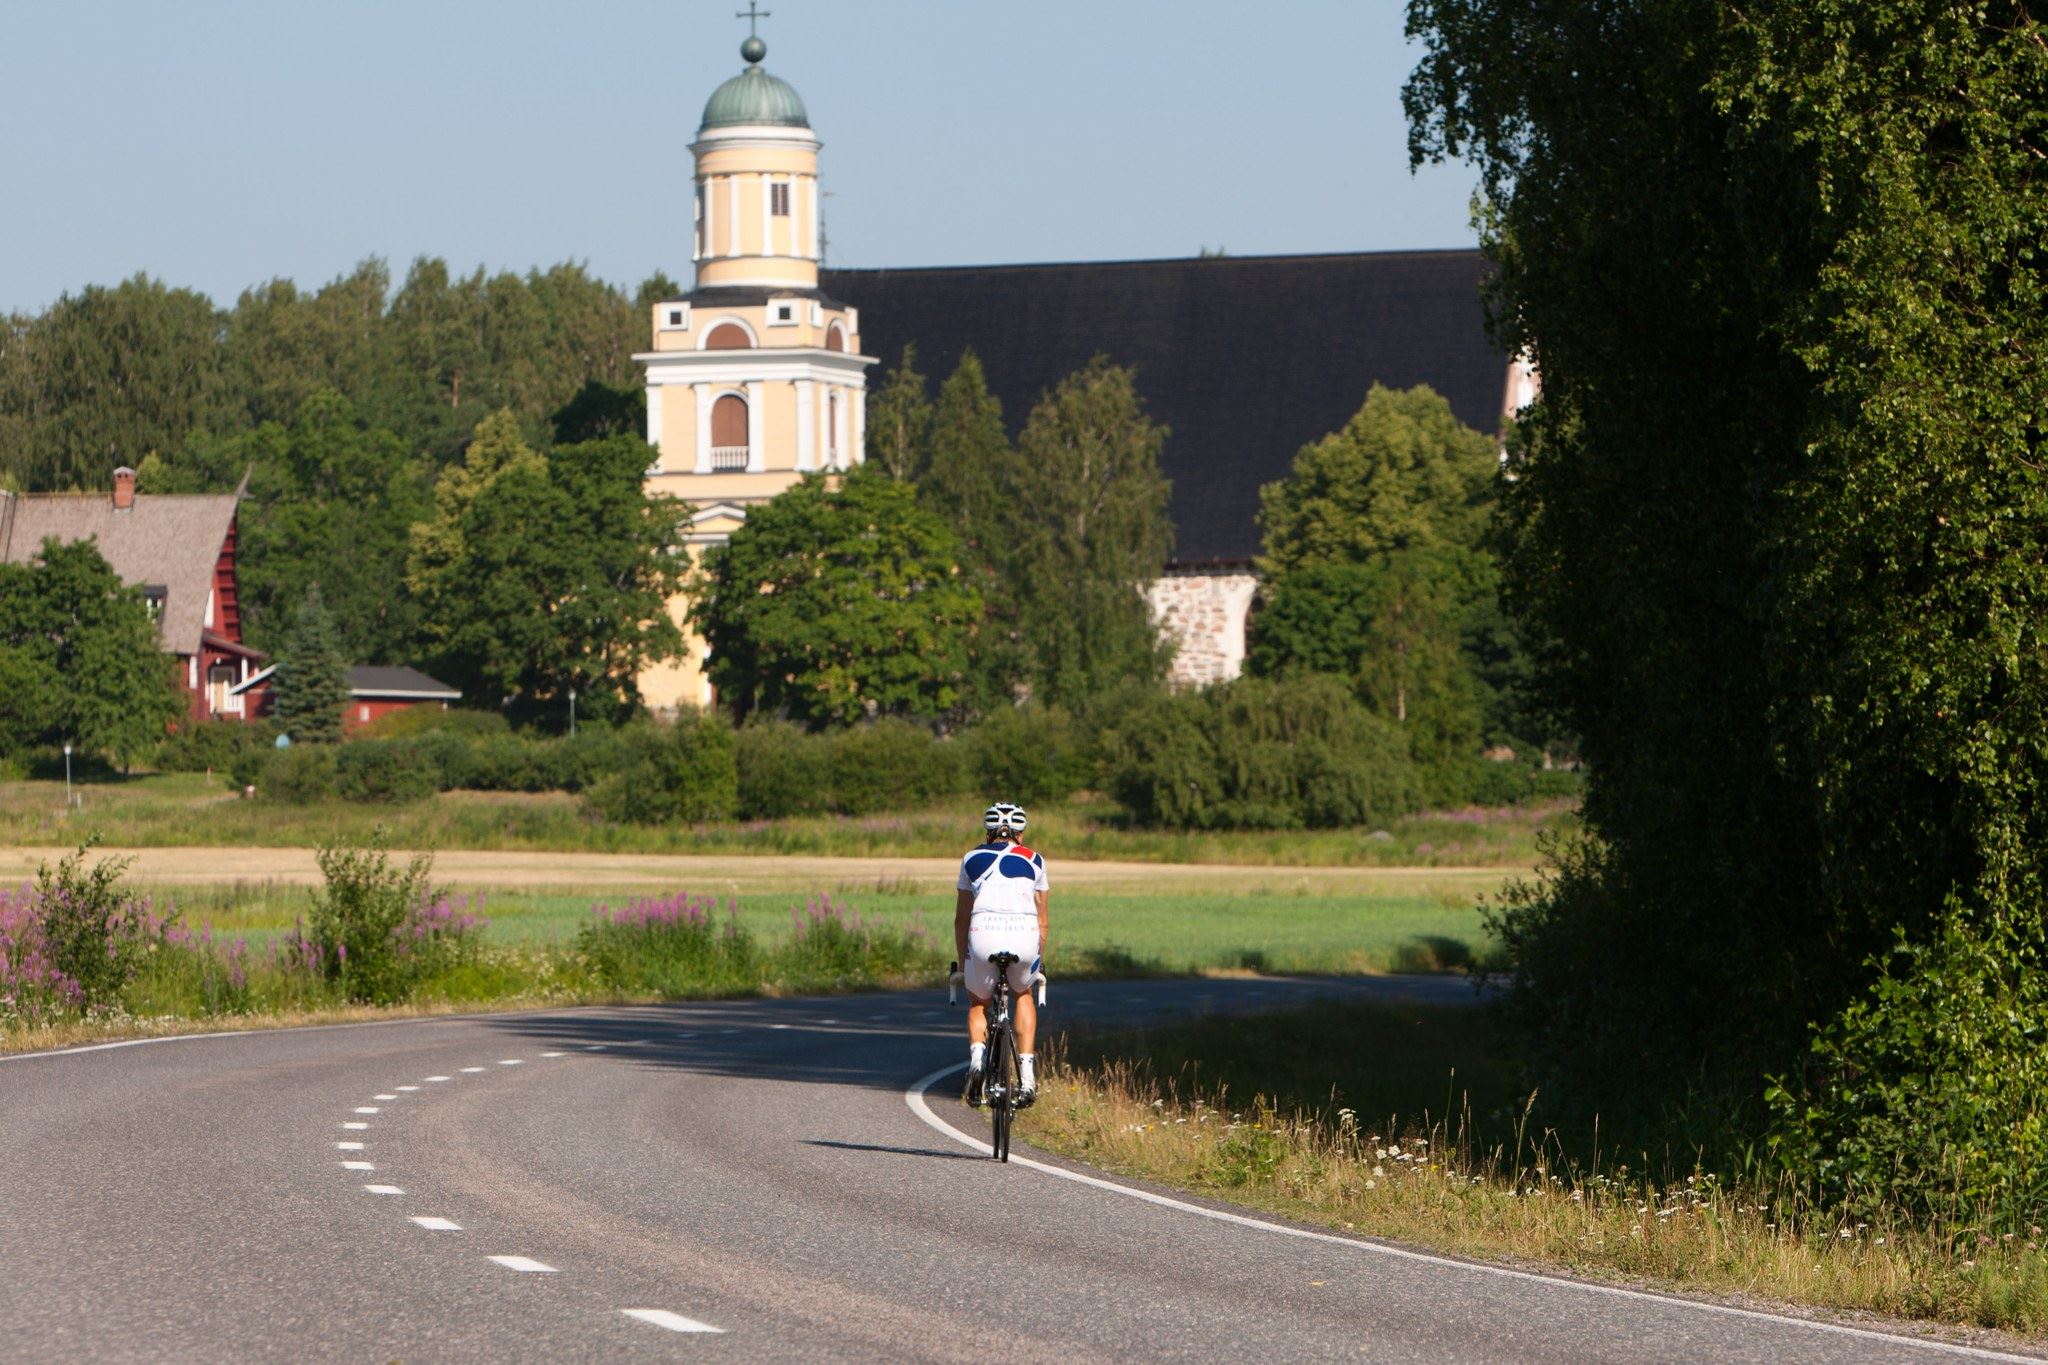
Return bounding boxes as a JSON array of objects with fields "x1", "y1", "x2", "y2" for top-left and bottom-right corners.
[{"x1": 958, "y1": 840, "x2": 1047, "y2": 998}]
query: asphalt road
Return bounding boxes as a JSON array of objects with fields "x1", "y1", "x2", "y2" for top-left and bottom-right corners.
[{"x1": 0, "y1": 976, "x2": 2030, "y2": 1363}]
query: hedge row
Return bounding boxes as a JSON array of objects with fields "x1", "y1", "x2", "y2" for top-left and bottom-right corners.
[{"x1": 209, "y1": 682, "x2": 1574, "y2": 828}]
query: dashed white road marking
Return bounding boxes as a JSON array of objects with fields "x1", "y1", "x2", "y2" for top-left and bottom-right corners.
[
  {"x1": 622, "y1": 1308, "x2": 724, "y2": 1334},
  {"x1": 487, "y1": 1255, "x2": 556, "y2": 1273},
  {"x1": 905, "y1": 1064, "x2": 2031, "y2": 1365},
  {"x1": 426, "y1": 1075, "x2": 450, "y2": 1082},
  {"x1": 362, "y1": 1184, "x2": 404, "y2": 1195},
  {"x1": 395, "y1": 1085, "x2": 419, "y2": 1091},
  {"x1": 373, "y1": 1093, "x2": 398, "y2": 1100},
  {"x1": 769, "y1": 1023, "x2": 792, "y2": 1030},
  {"x1": 460, "y1": 1066, "x2": 486, "y2": 1073},
  {"x1": 354, "y1": 1107, "x2": 381, "y2": 1114},
  {"x1": 342, "y1": 1122, "x2": 369, "y2": 1130},
  {"x1": 498, "y1": 1059, "x2": 523, "y2": 1066},
  {"x1": 540, "y1": 1051, "x2": 564, "y2": 1058},
  {"x1": 718, "y1": 1029, "x2": 741, "y2": 1035},
  {"x1": 336, "y1": 1141, "x2": 364, "y2": 1151},
  {"x1": 617, "y1": 1039, "x2": 651, "y2": 1047},
  {"x1": 411, "y1": 1216, "x2": 462, "y2": 1232},
  {"x1": 583, "y1": 1044, "x2": 606, "y2": 1051},
  {"x1": 341, "y1": 1161, "x2": 375, "y2": 1171}
]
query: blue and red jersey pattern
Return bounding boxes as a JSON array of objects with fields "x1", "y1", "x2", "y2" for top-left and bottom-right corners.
[{"x1": 957, "y1": 842, "x2": 1049, "y2": 917}]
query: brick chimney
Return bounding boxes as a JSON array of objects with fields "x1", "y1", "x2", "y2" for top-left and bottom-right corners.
[{"x1": 112, "y1": 466, "x2": 136, "y2": 512}]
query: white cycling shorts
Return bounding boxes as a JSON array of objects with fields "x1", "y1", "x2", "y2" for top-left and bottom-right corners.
[{"x1": 966, "y1": 917, "x2": 1039, "y2": 1000}]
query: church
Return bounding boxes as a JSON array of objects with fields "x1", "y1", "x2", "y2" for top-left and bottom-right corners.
[{"x1": 636, "y1": 33, "x2": 1525, "y2": 711}]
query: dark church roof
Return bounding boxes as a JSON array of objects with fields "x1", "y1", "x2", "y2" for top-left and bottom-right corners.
[{"x1": 823, "y1": 250, "x2": 1509, "y2": 564}]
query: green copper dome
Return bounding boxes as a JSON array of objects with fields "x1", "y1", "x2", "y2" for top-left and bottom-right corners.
[{"x1": 701, "y1": 39, "x2": 809, "y2": 130}]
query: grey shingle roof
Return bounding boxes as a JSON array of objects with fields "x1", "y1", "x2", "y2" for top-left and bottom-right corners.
[
  {"x1": 824, "y1": 249, "x2": 1509, "y2": 564},
  {"x1": 345, "y1": 666, "x2": 461, "y2": 700},
  {"x1": 0, "y1": 491, "x2": 239, "y2": 655}
]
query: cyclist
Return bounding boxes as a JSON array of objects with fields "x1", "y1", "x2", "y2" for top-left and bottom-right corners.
[{"x1": 954, "y1": 801, "x2": 1048, "y2": 1108}]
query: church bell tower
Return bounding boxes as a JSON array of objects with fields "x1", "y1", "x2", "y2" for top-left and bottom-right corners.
[{"x1": 636, "y1": 17, "x2": 874, "y2": 710}]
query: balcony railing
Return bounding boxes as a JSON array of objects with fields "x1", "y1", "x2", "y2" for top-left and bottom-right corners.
[{"x1": 709, "y1": 445, "x2": 749, "y2": 471}]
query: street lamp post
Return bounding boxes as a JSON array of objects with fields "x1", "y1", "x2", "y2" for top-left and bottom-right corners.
[
  {"x1": 62, "y1": 742, "x2": 73, "y2": 814},
  {"x1": 569, "y1": 688, "x2": 578, "y2": 739}
]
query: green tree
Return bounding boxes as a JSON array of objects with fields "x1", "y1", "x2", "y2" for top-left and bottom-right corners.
[
  {"x1": 1004, "y1": 358, "x2": 1174, "y2": 708},
  {"x1": 218, "y1": 391, "x2": 433, "y2": 660},
  {"x1": 273, "y1": 585, "x2": 351, "y2": 744},
  {"x1": 409, "y1": 414, "x2": 688, "y2": 720},
  {"x1": 0, "y1": 276, "x2": 232, "y2": 492},
  {"x1": 694, "y1": 469, "x2": 983, "y2": 727},
  {"x1": 865, "y1": 345, "x2": 934, "y2": 481},
  {"x1": 1407, "y1": 0, "x2": 2048, "y2": 1191},
  {"x1": 0, "y1": 539, "x2": 182, "y2": 765},
  {"x1": 1248, "y1": 385, "x2": 1506, "y2": 786}
]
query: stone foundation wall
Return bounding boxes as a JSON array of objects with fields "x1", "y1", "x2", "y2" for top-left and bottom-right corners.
[{"x1": 1147, "y1": 570, "x2": 1261, "y2": 689}]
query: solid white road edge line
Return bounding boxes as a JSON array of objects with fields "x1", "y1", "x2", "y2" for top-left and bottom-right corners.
[
  {"x1": 905, "y1": 1064, "x2": 2035, "y2": 1365},
  {"x1": 622, "y1": 1308, "x2": 724, "y2": 1334},
  {"x1": 488, "y1": 1255, "x2": 556, "y2": 1273}
]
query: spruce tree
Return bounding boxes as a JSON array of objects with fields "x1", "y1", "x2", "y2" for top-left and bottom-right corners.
[{"x1": 274, "y1": 585, "x2": 350, "y2": 743}]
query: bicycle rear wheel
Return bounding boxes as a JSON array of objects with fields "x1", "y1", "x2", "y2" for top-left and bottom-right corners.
[{"x1": 988, "y1": 1024, "x2": 1015, "y2": 1162}]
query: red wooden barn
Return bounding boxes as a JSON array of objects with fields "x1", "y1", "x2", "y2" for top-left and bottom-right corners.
[{"x1": 0, "y1": 467, "x2": 263, "y2": 723}]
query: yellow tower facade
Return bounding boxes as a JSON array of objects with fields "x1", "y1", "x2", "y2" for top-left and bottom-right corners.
[{"x1": 637, "y1": 33, "x2": 874, "y2": 711}]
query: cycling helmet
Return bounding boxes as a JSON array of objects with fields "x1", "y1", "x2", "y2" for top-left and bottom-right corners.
[{"x1": 983, "y1": 802, "x2": 1028, "y2": 836}]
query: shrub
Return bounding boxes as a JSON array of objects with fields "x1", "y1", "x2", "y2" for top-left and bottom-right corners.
[
  {"x1": 577, "y1": 893, "x2": 758, "y2": 995},
  {"x1": 305, "y1": 835, "x2": 484, "y2": 1004},
  {"x1": 263, "y1": 744, "x2": 340, "y2": 804},
  {"x1": 958, "y1": 705, "x2": 1086, "y2": 807},
  {"x1": 584, "y1": 718, "x2": 738, "y2": 824},
  {"x1": 333, "y1": 739, "x2": 440, "y2": 804},
  {"x1": 155, "y1": 719, "x2": 275, "y2": 774},
  {"x1": 0, "y1": 843, "x2": 176, "y2": 1020},
  {"x1": 736, "y1": 721, "x2": 833, "y2": 819},
  {"x1": 829, "y1": 719, "x2": 962, "y2": 816},
  {"x1": 778, "y1": 894, "x2": 943, "y2": 990},
  {"x1": 1769, "y1": 913, "x2": 2048, "y2": 1232},
  {"x1": 358, "y1": 706, "x2": 508, "y2": 740},
  {"x1": 1102, "y1": 675, "x2": 1423, "y2": 830}
]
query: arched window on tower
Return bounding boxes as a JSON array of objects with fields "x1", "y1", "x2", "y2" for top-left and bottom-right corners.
[
  {"x1": 824, "y1": 322, "x2": 847, "y2": 353},
  {"x1": 703, "y1": 322, "x2": 753, "y2": 350},
  {"x1": 711, "y1": 394, "x2": 749, "y2": 470}
]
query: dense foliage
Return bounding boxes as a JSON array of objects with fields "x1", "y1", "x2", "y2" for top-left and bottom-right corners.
[
  {"x1": 694, "y1": 469, "x2": 983, "y2": 727},
  {"x1": 1249, "y1": 384, "x2": 1535, "y2": 799},
  {"x1": 0, "y1": 539, "x2": 183, "y2": 767},
  {"x1": 1408, "y1": 0, "x2": 2048, "y2": 1219}
]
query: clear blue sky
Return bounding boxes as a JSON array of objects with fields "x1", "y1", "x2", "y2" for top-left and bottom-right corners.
[{"x1": 0, "y1": 0, "x2": 1479, "y2": 314}]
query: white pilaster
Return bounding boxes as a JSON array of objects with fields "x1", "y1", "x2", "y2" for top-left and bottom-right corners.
[
  {"x1": 727, "y1": 175, "x2": 740, "y2": 257},
  {"x1": 692, "y1": 382, "x2": 713, "y2": 474},
  {"x1": 745, "y1": 380, "x2": 765, "y2": 471},
  {"x1": 806, "y1": 178, "x2": 820, "y2": 258},
  {"x1": 692, "y1": 183, "x2": 703, "y2": 263},
  {"x1": 795, "y1": 379, "x2": 816, "y2": 471},
  {"x1": 646, "y1": 383, "x2": 664, "y2": 458},
  {"x1": 760, "y1": 175, "x2": 774, "y2": 256},
  {"x1": 852, "y1": 386, "x2": 866, "y2": 466}
]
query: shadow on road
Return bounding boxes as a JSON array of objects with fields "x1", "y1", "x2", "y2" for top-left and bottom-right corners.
[
  {"x1": 473, "y1": 975, "x2": 1480, "y2": 1099},
  {"x1": 801, "y1": 1138, "x2": 981, "y2": 1162}
]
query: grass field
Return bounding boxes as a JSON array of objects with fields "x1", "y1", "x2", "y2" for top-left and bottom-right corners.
[
  {"x1": 20, "y1": 860, "x2": 1510, "y2": 978},
  {"x1": 0, "y1": 772, "x2": 1569, "y2": 868}
]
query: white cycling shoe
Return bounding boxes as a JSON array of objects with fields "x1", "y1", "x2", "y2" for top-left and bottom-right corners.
[{"x1": 962, "y1": 1065, "x2": 986, "y2": 1108}]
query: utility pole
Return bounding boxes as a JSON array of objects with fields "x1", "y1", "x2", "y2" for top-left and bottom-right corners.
[{"x1": 62, "y1": 742, "x2": 73, "y2": 814}]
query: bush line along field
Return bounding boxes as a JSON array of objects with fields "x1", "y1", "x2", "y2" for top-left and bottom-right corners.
[
  {"x1": 0, "y1": 841, "x2": 1504, "y2": 1053},
  {"x1": 0, "y1": 772, "x2": 1569, "y2": 867},
  {"x1": 1025, "y1": 1000, "x2": 2048, "y2": 1338}
]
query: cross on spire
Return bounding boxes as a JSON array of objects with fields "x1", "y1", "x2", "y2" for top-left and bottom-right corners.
[{"x1": 736, "y1": 2, "x2": 770, "y2": 37}]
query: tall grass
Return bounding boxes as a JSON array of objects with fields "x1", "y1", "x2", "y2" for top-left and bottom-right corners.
[{"x1": 1023, "y1": 1000, "x2": 2048, "y2": 1335}]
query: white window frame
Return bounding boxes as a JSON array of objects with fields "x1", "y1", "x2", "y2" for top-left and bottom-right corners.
[
  {"x1": 659, "y1": 303, "x2": 691, "y2": 333},
  {"x1": 808, "y1": 301, "x2": 824, "y2": 326},
  {"x1": 767, "y1": 300, "x2": 798, "y2": 328}
]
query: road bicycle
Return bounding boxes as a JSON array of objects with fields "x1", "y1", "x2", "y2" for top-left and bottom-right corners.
[{"x1": 949, "y1": 951, "x2": 1046, "y2": 1163}]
